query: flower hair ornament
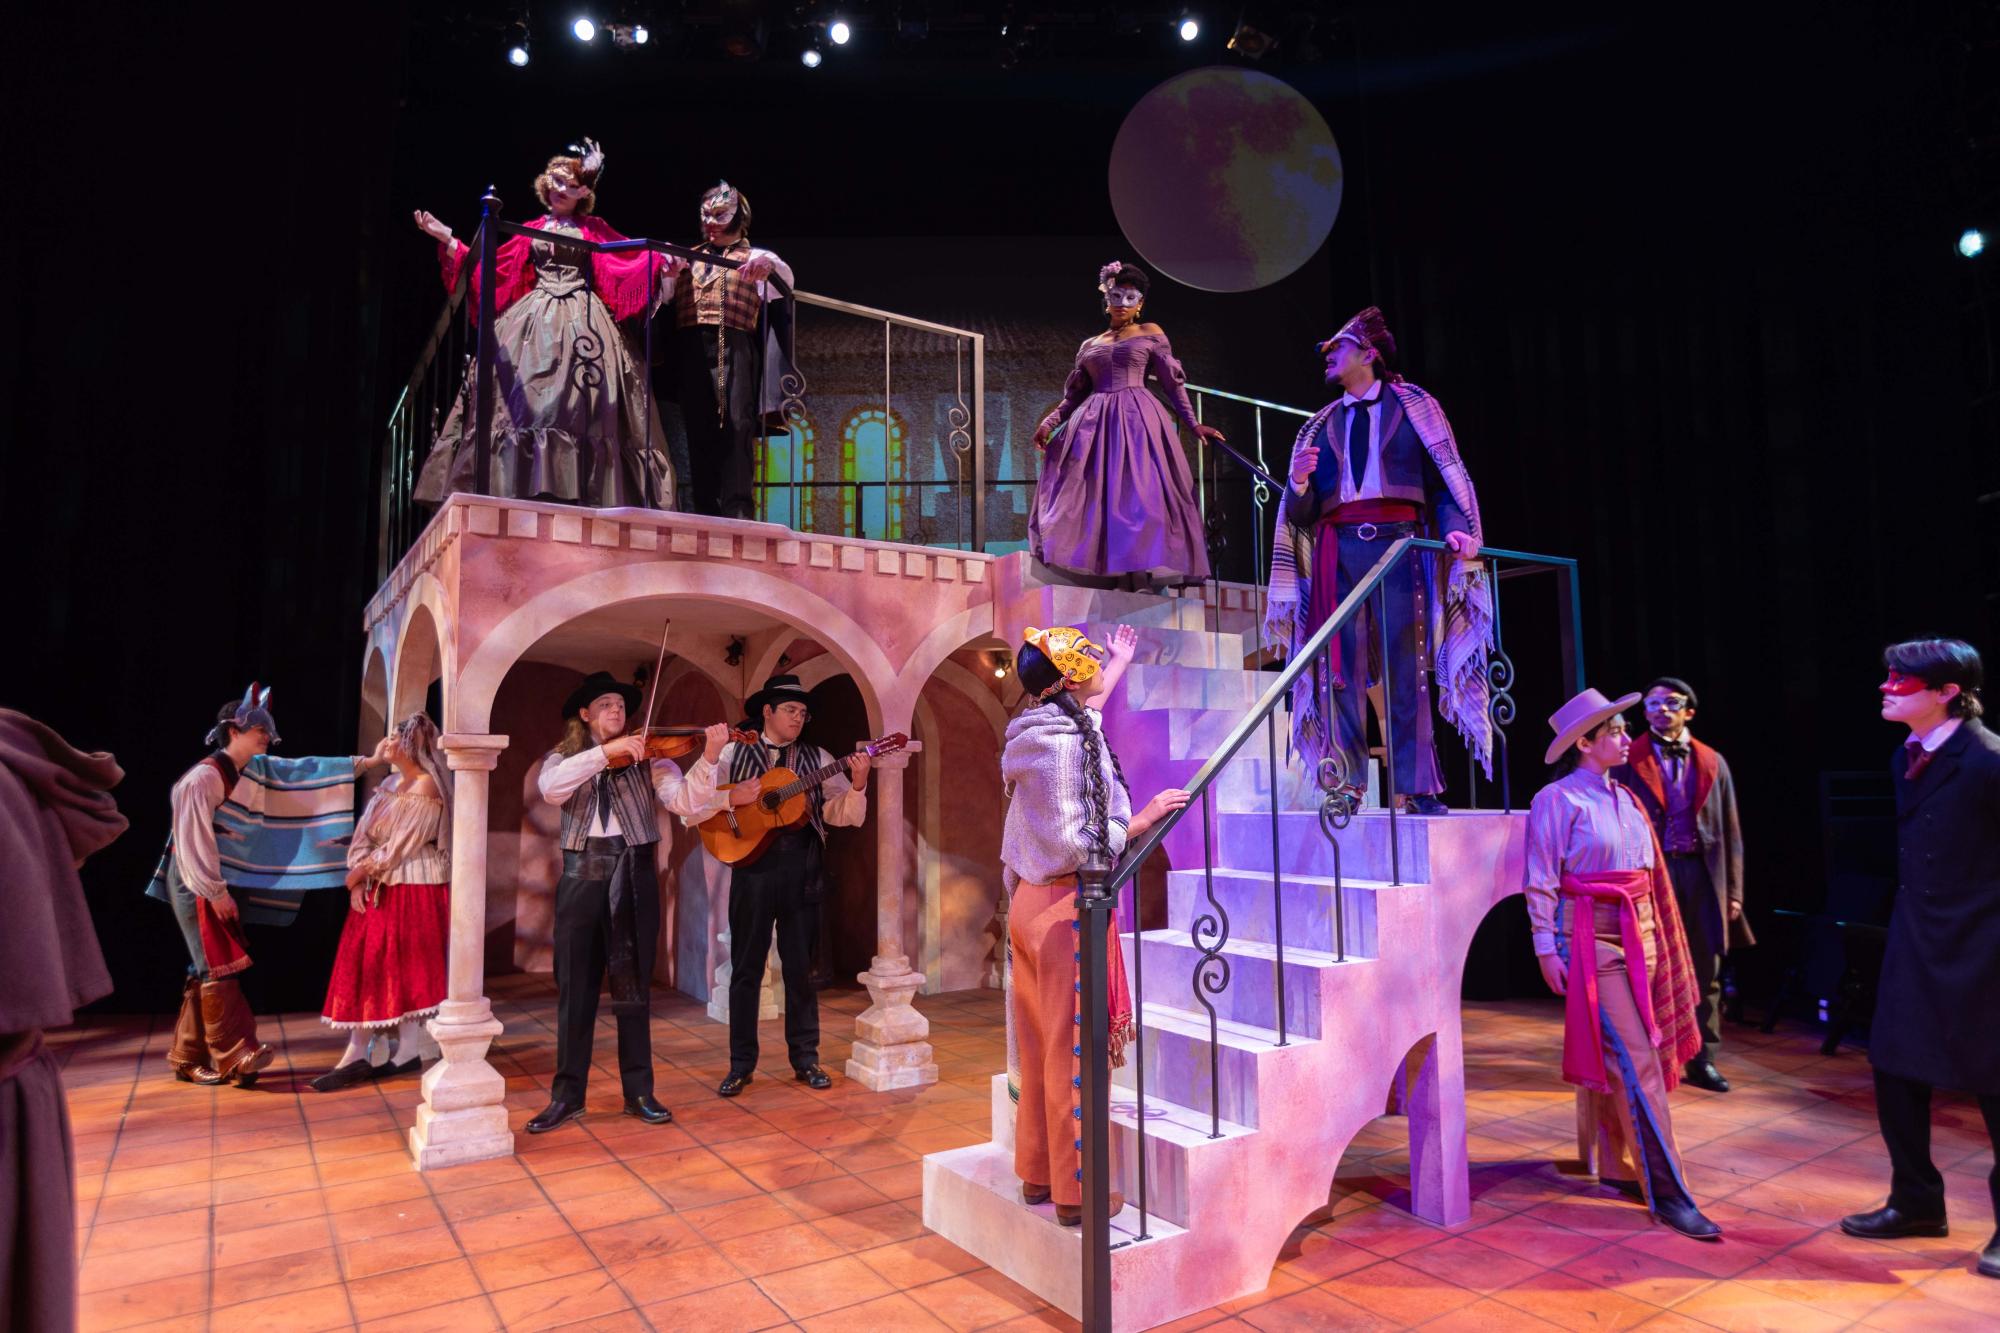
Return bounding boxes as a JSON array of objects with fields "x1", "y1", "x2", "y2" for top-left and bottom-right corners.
[
  {"x1": 206, "y1": 682, "x2": 280, "y2": 747},
  {"x1": 1096, "y1": 261, "x2": 1126, "y2": 295},
  {"x1": 1023, "y1": 626, "x2": 1106, "y2": 696}
]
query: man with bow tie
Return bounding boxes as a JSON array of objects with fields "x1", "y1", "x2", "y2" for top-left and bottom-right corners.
[
  {"x1": 1612, "y1": 677, "x2": 1752, "y2": 1092},
  {"x1": 1841, "y1": 638, "x2": 2000, "y2": 1282}
]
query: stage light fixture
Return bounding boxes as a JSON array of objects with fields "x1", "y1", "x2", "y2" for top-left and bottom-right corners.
[
  {"x1": 508, "y1": 43, "x2": 531, "y2": 65},
  {"x1": 829, "y1": 18, "x2": 852, "y2": 44},
  {"x1": 506, "y1": 20, "x2": 531, "y2": 65},
  {"x1": 1227, "y1": 17, "x2": 1275, "y2": 57},
  {"x1": 1960, "y1": 227, "x2": 1987, "y2": 259},
  {"x1": 573, "y1": 16, "x2": 597, "y2": 41},
  {"x1": 1178, "y1": 14, "x2": 1201, "y2": 41},
  {"x1": 633, "y1": 23, "x2": 649, "y2": 43},
  {"x1": 802, "y1": 45, "x2": 823, "y2": 67}
]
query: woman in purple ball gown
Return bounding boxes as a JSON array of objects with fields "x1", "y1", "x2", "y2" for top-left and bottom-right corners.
[{"x1": 1030, "y1": 262, "x2": 1225, "y2": 590}]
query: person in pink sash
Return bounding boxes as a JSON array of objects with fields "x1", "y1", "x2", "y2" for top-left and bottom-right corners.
[{"x1": 1525, "y1": 688, "x2": 1718, "y2": 1239}]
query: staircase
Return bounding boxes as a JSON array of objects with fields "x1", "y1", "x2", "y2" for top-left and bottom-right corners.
[{"x1": 922, "y1": 576, "x2": 1529, "y2": 1331}]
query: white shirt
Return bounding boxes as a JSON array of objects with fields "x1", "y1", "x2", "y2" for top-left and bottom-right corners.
[
  {"x1": 1337, "y1": 380, "x2": 1388, "y2": 502},
  {"x1": 657, "y1": 246, "x2": 795, "y2": 304},
  {"x1": 536, "y1": 746, "x2": 718, "y2": 842},
  {"x1": 1912, "y1": 716, "x2": 1962, "y2": 754}
]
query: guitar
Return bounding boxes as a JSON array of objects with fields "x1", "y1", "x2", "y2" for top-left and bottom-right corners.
[{"x1": 697, "y1": 732, "x2": 910, "y2": 866}]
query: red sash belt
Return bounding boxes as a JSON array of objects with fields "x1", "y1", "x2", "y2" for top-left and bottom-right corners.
[
  {"x1": 1560, "y1": 868, "x2": 1656, "y2": 1093},
  {"x1": 197, "y1": 896, "x2": 254, "y2": 978},
  {"x1": 1319, "y1": 498, "x2": 1422, "y2": 529}
]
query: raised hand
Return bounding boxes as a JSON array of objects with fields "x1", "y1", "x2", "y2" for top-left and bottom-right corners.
[
  {"x1": 413, "y1": 209, "x2": 453, "y2": 244},
  {"x1": 1289, "y1": 435, "x2": 1321, "y2": 487},
  {"x1": 844, "y1": 749, "x2": 872, "y2": 786},
  {"x1": 701, "y1": 723, "x2": 732, "y2": 764},
  {"x1": 1106, "y1": 625, "x2": 1139, "y2": 667}
]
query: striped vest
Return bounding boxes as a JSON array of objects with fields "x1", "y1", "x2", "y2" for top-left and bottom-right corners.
[
  {"x1": 557, "y1": 759, "x2": 662, "y2": 851},
  {"x1": 725, "y1": 739, "x2": 829, "y2": 840}
]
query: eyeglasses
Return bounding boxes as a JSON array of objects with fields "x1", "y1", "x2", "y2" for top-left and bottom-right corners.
[{"x1": 1641, "y1": 697, "x2": 1689, "y2": 712}]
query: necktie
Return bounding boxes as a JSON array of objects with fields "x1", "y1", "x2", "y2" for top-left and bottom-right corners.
[
  {"x1": 1905, "y1": 739, "x2": 1934, "y2": 782},
  {"x1": 595, "y1": 771, "x2": 616, "y2": 833},
  {"x1": 1657, "y1": 739, "x2": 1690, "y2": 760},
  {"x1": 1347, "y1": 400, "x2": 1369, "y2": 492}
]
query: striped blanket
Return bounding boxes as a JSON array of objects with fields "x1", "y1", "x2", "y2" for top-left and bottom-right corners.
[{"x1": 144, "y1": 754, "x2": 361, "y2": 928}]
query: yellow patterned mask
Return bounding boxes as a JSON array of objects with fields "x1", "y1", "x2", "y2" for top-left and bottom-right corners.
[{"x1": 1022, "y1": 626, "x2": 1105, "y2": 693}]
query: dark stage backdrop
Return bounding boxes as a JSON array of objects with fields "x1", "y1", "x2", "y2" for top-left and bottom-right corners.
[{"x1": 4, "y1": 3, "x2": 1990, "y2": 1014}]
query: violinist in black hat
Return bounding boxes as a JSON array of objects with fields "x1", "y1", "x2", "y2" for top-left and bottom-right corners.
[
  {"x1": 527, "y1": 671, "x2": 730, "y2": 1134},
  {"x1": 683, "y1": 673, "x2": 871, "y2": 1096}
]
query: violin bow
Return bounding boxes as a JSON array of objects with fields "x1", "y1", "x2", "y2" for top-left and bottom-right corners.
[{"x1": 636, "y1": 619, "x2": 672, "y2": 742}]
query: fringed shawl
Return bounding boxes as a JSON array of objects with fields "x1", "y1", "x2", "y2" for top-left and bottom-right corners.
[{"x1": 1263, "y1": 381, "x2": 1495, "y2": 777}]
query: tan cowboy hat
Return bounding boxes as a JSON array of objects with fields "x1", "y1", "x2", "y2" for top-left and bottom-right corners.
[{"x1": 1543, "y1": 687, "x2": 1641, "y2": 764}]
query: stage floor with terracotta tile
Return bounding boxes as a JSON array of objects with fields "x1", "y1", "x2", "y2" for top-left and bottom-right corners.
[{"x1": 58, "y1": 977, "x2": 1999, "y2": 1332}]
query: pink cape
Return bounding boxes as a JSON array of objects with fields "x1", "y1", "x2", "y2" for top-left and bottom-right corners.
[{"x1": 438, "y1": 214, "x2": 664, "y2": 323}]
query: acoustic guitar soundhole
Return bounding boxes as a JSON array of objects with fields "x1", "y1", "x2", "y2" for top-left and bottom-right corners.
[{"x1": 762, "y1": 793, "x2": 782, "y2": 812}]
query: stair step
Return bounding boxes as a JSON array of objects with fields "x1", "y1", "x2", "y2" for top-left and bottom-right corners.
[
  {"x1": 1165, "y1": 867, "x2": 1410, "y2": 957},
  {"x1": 1216, "y1": 808, "x2": 1433, "y2": 882},
  {"x1": 923, "y1": 1142, "x2": 1197, "y2": 1331},
  {"x1": 1124, "y1": 664, "x2": 1269, "y2": 712},
  {"x1": 1117, "y1": 1003, "x2": 1318, "y2": 1130},
  {"x1": 1132, "y1": 930, "x2": 1369, "y2": 1039}
]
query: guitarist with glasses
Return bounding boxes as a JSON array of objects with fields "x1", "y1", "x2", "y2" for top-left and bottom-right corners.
[{"x1": 689, "y1": 673, "x2": 870, "y2": 1096}]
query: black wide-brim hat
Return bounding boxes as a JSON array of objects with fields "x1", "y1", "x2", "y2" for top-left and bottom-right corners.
[
  {"x1": 744, "y1": 673, "x2": 815, "y2": 723},
  {"x1": 562, "y1": 671, "x2": 642, "y2": 720}
]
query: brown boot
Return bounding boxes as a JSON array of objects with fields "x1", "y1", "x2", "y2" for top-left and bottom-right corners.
[
  {"x1": 199, "y1": 979, "x2": 275, "y2": 1087},
  {"x1": 167, "y1": 975, "x2": 221, "y2": 1084},
  {"x1": 1056, "y1": 1192, "x2": 1126, "y2": 1226}
]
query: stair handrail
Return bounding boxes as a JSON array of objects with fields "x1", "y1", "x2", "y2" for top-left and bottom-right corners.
[{"x1": 1076, "y1": 534, "x2": 1584, "y2": 1330}]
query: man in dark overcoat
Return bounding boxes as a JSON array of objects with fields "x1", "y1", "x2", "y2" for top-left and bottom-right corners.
[
  {"x1": 1613, "y1": 677, "x2": 1754, "y2": 1092},
  {"x1": 1840, "y1": 638, "x2": 2000, "y2": 1281}
]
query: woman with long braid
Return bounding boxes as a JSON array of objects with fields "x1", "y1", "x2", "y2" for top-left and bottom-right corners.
[{"x1": 1001, "y1": 625, "x2": 1188, "y2": 1225}]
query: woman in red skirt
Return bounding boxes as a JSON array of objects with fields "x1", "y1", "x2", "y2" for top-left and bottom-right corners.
[{"x1": 312, "y1": 713, "x2": 453, "y2": 1091}]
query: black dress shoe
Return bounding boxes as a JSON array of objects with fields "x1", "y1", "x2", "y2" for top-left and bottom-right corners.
[
  {"x1": 794, "y1": 1064, "x2": 832, "y2": 1090},
  {"x1": 525, "y1": 1099, "x2": 585, "y2": 1134},
  {"x1": 309, "y1": 1060, "x2": 377, "y2": 1093},
  {"x1": 374, "y1": 1056, "x2": 422, "y2": 1081},
  {"x1": 1682, "y1": 1058, "x2": 1731, "y2": 1093},
  {"x1": 717, "y1": 1070, "x2": 752, "y2": 1097},
  {"x1": 1978, "y1": 1231, "x2": 1998, "y2": 1278},
  {"x1": 1654, "y1": 1197, "x2": 1722, "y2": 1241},
  {"x1": 1840, "y1": 1204, "x2": 1949, "y2": 1239},
  {"x1": 1405, "y1": 794, "x2": 1450, "y2": 816},
  {"x1": 623, "y1": 1094, "x2": 674, "y2": 1124}
]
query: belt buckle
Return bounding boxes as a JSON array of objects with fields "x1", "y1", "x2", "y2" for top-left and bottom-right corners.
[{"x1": 1356, "y1": 522, "x2": 1379, "y2": 541}]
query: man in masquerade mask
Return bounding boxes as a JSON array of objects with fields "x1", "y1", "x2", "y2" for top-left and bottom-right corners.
[
  {"x1": 1841, "y1": 638, "x2": 2000, "y2": 1282},
  {"x1": 1611, "y1": 678, "x2": 1752, "y2": 1093},
  {"x1": 662, "y1": 181, "x2": 797, "y2": 519}
]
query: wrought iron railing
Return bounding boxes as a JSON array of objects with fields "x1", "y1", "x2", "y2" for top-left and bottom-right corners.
[
  {"x1": 1068, "y1": 535, "x2": 1585, "y2": 1328},
  {"x1": 377, "y1": 187, "x2": 1322, "y2": 581}
]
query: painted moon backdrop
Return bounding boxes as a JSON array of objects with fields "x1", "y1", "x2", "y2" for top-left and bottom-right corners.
[{"x1": 1109, "y1": 67, "x2": 1343, "y2": 293}]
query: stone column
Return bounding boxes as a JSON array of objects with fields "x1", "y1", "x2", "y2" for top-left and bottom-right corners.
[
  {"x1": 411, "y1": 732, "x2": 514, "y2": 1170},
  {"x1": 846, "y1": 748, "x2": 939, "y2": 1090},
  {"x1": 706, "y1": 926, "x2": 783, "y2": 1023}
]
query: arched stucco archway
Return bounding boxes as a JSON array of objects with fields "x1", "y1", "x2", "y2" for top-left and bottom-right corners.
[{"x1": 453, "y1": 563, "x2": 897, "y2": 736}]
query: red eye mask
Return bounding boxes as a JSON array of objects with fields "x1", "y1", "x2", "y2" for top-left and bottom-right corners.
[{"x1": 1879, "y1": 670, "x2": 1930, "y2": 697}]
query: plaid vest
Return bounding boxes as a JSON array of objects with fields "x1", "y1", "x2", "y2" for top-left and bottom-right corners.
[
  {"x1": 675, "y1": 242, "x2": 763, "y2": 333},
  {"x1": 558, "y1": 758, "x2": 662, "y2": 851}
]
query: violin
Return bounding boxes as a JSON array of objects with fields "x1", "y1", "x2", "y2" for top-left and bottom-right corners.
[{"x1": 604, "y1": 725, "x2": 760, "y2": 769}]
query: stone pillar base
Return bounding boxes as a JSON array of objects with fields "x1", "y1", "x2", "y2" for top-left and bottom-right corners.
[
  {"x1": 707, "y1": 928, "x2": 783, "y2": 1024},
  {"x1": 409, "y1": 997, "x2": 514, "y2": 1170},
  {"x1": 844, "y1": 958, "x2": 938, "y2": 1091}
]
